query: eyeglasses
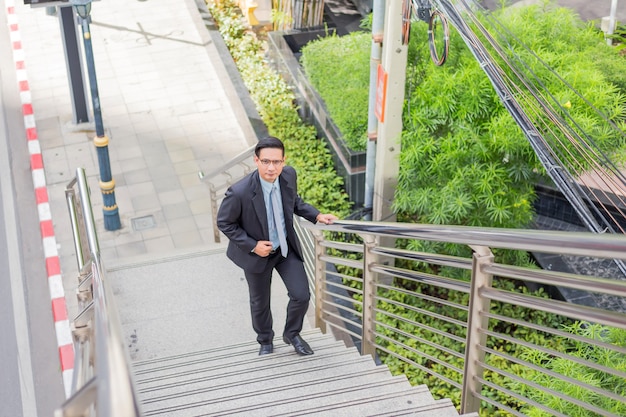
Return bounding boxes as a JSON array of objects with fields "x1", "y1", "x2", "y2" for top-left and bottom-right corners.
[{"x1": 259, "y1": 159, "x2": 284, "y2": 166}]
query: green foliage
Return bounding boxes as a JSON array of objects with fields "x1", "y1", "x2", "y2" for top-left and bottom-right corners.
[
  {"x1": 374, "y1": 265, "x2": 572, "y2": 417},
  {"x1": 300, "y1": 4, "x2": 626, "y2": 231},
  {"x1": 400, "y1": 5, "x2": 626, "y2": 228},
  {"x1": 511, "y1": 323, "x2": 626, "y2": 417},
  {"x1": 606, "y1": 23, "x2": 626, "y2": 57},
  {"x1": 300, "y1": 32, "x2": 371, "y2": 151},
  {"x1": 205, "y1": 0, "x2": 351, "y2": 216},
  {"x1": 490, "y1": 5, "x2": 626, "y2": 154},
  {"x1": 209, "y1": 1, "x2": 626, "y2": 415}
]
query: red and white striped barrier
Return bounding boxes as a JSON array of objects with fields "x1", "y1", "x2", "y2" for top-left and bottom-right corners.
[{"x1": 5, "y1": 0, "x2": 74, "y2": 398}]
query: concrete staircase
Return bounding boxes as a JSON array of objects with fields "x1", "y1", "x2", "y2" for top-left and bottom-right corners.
[{"x1": 133, "y1": 329, "x2": 477, "y2": 417}]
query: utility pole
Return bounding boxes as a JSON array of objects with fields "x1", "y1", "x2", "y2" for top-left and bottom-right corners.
[
  {"x1": 363, "y1": 0, "x2": 385, "y2": 220},
  {"x1": 24, "y1": 0, "x2": 91, "y2": 123},
  {"x1": 372, "y1": 0, "x2": 409, "y2": 222}
]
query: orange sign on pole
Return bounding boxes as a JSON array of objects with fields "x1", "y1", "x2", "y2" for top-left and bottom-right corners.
[{"x1": 375, "y1": 64, "x2": 388, "y2": 123}]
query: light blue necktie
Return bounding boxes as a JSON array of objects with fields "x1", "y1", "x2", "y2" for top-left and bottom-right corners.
[{"x1": 270, "y1": 185, "x2": 288, "y2": 257}]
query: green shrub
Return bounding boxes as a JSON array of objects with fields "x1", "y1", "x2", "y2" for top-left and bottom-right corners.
[
  {"x1": 205, "y1": 0, "x2": 352, "y2": 217},
  {"x1": 300, "y1": 31, "x2": 371, "y2": 151},
  {"x1": 400, "y1": 5, "x2": 626, "y2": 228},
  {"x1": 512, "y1": 323, "x2": 626, "y2": 417},
  {"x1": 300, "y1": 4, "x2": 626, "y2": 229}
]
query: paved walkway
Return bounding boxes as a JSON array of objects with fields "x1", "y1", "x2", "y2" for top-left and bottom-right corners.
[
  {"x1": 13, "y1": 0, "x2": 259, "y2": 318},
  {"x1": 9, "y1": 0, "x2": 276, "y2": 396}
]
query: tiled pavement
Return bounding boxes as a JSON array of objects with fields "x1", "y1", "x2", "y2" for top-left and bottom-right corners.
[{"x1": 14, "y1": 0, "x2": 259, "y2": 320}]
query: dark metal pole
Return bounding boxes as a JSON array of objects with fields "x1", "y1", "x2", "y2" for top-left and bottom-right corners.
[
  {"x1": 74, "y1": 2, "x2": 121, "y2": 230},
  {"x1": 59, "y1": 5, "x2": 90, "y2": 124}
]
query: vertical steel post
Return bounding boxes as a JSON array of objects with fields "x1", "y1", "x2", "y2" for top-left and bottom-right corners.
[
  {"x1": 461, "y1": 246, "x2": 494, "y2": 414},
  {"x1": 73, "y1": 1, "x2": 121, "y2": 231},
  {"x1": 312, "y1": 229, "x2": 327, "y2": 333},
  {"x1": 607, "y1": 0, "x2": 619, "y2": 45},
  {"x1": 210, "y1": 185, "x2": 221, "y2": 243},
  {"x1": 361, "y1": 235, "x2": 378, "y2": 357}
]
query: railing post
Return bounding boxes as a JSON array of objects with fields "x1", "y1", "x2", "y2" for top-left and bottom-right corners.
[
  {"x1": 461, "y1": 245, "x2": 494, "y2": 414},
  {"x1": 361, "y1": 235, "x2": 378, "y2": 357},
  {"x1": 210, "y1": 184, "x2": 221, "y2": 243},
  {"x1": 312, "y1": 229, "x2": 327, "y2": 333}
]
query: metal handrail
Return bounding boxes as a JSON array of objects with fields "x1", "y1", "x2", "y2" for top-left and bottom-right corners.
[
  {"x1": 197, "y1": 145, "x2": 626, "y2": 415},
  {"x1": 301, "y1": 219, "x2": 626, "y2": 416},
  {"x1": 56, "y1": 168, "x2": 142, "y2": 417},
  {"x1": 198, "y1": 145, "x2": 255, "y2": 242}
]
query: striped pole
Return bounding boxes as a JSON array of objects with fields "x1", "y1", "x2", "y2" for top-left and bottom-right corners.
[{"x1": 73, "y1": 1, "x2": 121, "y2": 231}]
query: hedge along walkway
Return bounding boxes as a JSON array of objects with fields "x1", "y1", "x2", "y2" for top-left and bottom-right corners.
[{"x1": 206, "y1": 0, "x2": 353, "y2": 217}]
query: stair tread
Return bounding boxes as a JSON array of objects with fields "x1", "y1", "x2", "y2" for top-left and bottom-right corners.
[
  {"x1": 368, "y1": 398, "x2": 466, "y2": 416},
  {"x1": 138, "y1": 349, "x2": 380, "y2": 391},
  {"x1": 141, "y1": 376, "x2": 434, "y2": 416},
  {"x1": 133, "y1": 329, "x2": 335, "y2": 370},
  {"x1": 266, "y1": 391, "x2": 457, "y2": 417},
  {"x1": 134, "y1": 328, "x2": 464, "y2": 417}
]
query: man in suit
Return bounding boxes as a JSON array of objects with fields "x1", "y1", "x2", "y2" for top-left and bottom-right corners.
[{"x1": 217, "y1": 136, "x2": 337, "y2": 356}]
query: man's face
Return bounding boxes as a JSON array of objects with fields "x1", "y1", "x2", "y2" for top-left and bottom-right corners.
[{"x1": 254, "y1": 147, "x2": 284, "y2": 183}]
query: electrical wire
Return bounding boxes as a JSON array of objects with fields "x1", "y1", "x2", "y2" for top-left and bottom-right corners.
[
  {"x1": 426, "y1": 0, "x2": 626, "y2": 239},
  {"x1": 428, "y1": 9, "x2": 450, "y2": 66},
  {"x1": 451, "y1": 0, "x2": 626, "y2": 233}
]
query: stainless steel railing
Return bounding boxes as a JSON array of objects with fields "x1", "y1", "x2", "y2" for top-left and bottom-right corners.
[
  {"x1": 199, "y1": 145, "x2": 255, "y2": 243},
  {"x1": 56, "y1": 168, "x2": 141, "y2": 417},
  {"x1": 202, "y1": 148, "x2": 626, "y2": 415},
  {"x1": 300, "y1": 220, "x2": 626, "y2": 416}
]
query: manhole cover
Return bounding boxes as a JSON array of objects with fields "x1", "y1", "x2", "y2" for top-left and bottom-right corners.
[{"x1": 131, "y1": 215, "x2": 156, "y2": 231}]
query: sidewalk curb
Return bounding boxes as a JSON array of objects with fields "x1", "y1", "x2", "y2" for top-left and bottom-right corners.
[{"x1": 5, "y1": 0, "x2": 73, "y2": 398}]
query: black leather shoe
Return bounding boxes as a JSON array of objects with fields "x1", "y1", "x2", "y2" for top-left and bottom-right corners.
[
  {"x1": 283, "y1": 334, "x2": 313, "y2": 355},
  {"x1": 259, "y1": 343, "x2": 273, "y2": 355}
]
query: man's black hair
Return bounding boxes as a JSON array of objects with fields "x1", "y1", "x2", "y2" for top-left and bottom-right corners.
[{"x1": 255, "y1": 136, "x2": 284, "y2": 157}]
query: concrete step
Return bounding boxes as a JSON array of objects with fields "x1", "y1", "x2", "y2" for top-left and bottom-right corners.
[
  {"x1": 141, "y1": 374, "x2": 433, "y2": 416},
  {"x1": 211, "y1": 382, "x2": 435, "y2": 417},
  {"x1": 369, "y1": 398, "x2": 477, "y2": 416},
  {"x1": 138, "y1": 349, "x2": 381, "y2": 401},
  {"x1": 134, "y1": 330, "x2": 343, "y2": 376},
  {"x1": 133, "y1": 328, "x2": 466, "y2": 417}
]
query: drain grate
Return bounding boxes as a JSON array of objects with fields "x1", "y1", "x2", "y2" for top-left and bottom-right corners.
[{"x1": 131, "y1": 215, "x2": 156, "y2": 231}]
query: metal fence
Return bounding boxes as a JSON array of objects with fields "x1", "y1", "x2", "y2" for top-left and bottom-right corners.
[
  {"x1": 299, "y1": 220, "x2": 626, "y2": 417},
  {"x1": 57, "y1": 161, "x2": 626, "y2": 416}
]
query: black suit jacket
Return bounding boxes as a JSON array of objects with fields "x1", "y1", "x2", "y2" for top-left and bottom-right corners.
[{"x1": 216, "y1": 166, "x2": 320, "y2": 272}]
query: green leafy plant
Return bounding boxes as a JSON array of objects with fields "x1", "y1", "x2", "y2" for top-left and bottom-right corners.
[
  {"x1": 300, "y1": 4, "x2": 626, "y2": 230},
  {"x1": 205, "y1": 0, "x2": 351, "y2": 217},
  {"x1": 300, "y1": 32, "x2": 371, "y2": 151},
  {"x1": 511, "y1": 323, "x2": 626, "y2": 417}
]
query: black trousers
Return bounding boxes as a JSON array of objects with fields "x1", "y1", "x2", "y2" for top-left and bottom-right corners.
[{"x1": 243, "y1": 247, "x2": 310, "y2": 344}]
